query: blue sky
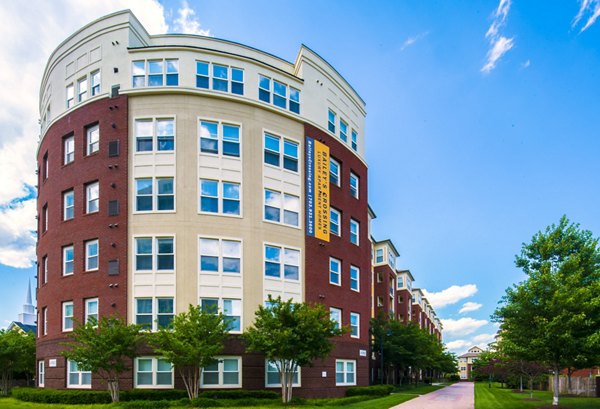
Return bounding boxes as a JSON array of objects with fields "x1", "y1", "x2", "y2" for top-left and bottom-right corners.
[{"x1": 0, "y1": 0, "x2": 598, "y2": 354}]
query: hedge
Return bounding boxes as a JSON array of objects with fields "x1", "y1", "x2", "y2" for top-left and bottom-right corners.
[
  {"x1": 118, "y1": 400, "x2": 174, "y2": 409},
  {"x1": 12, "y1": 388, "x2": 112, "y2": 404},
  {"x1": 196, "y1": 390, "x2": 278, "y2": 400},
  {"x1": 345, "y1": 384, "x2": 394, "y2": 397},
  {"x1": 121, "y1": 389, "x2": 188, "y2": 401}
]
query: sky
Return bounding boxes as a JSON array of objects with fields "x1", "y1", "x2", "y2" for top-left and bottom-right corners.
[{"x1": 0, "y1": 0, "x2": 599, "y2": 355}]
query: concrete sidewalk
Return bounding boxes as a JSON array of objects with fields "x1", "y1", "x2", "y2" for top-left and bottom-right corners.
[{"x1": 390, "y1": 382, "x2": 474, "y2": 409}]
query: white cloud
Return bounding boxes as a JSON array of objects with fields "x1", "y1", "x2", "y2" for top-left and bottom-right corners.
[
  {"x1": 472, "y1": 333, "x2": 497, "y2": 345},
  {"x1": 459, "y1": 301, "x2": 482, "y2": 314},
  {"x1": 573, "y1": 0, "x2": 600, "y2": 32},
  {"x1": 445, "y1": 339, "x2": 471, "y2": 351},
  {"x1": 423, "y1": 284, "x2": 478, "y2": 309},
  {"x1": 441, "y1": 317, "x2": 488, "y2": 336},
  {"x1": 173, "y1": 0, "x2": 211, "y2": 35},
  {"x1": 481, "y1": 0, "x2": 514, "y2": 73},
  {"x1": 400, "y1": 31, "x2": 429, "y2": 51},
  {"x1": 521, "y1": 59, "x2": 531, "y2": 69},
  {"x1": 0, "y1": 199, "x2": 36, "y2": 268}
]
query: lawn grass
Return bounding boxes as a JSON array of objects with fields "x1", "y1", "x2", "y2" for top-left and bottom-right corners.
[{"x1": 475, "y1": 382, "x2": 599, "y2": 409}]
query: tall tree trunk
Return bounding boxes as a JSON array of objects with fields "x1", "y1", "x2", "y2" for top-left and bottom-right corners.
[
  {"x1": 552, "y1": 365, "x2": 560, "y2": 406},
  {"x1": 520, "y1": 374, "x2": 523, "y2": 392},
  {"x1": 108, "y1": 379, "x2": 120, "y2": 402}
]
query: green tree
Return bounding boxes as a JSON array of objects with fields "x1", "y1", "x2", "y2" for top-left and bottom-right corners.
[
  {"x1": 493, "y1": 216, "x2": 600, "y2": 406},
  {"x1": 150, "y1": 304, "x2": 229, "y2": 400},
  {"x1": 243, "y1": 296, "x2": 343, "y2": 403},
  {"x1": 61, "y1": 316, "x2": 141, "y2": 402},
  {"x1": 0, "y1": 329, "x2": 35, "y2": 395}
]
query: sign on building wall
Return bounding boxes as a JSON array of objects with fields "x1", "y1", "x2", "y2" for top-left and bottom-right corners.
[{"x1": 306, "y1": 136, "x2": 330, "y2": 242}]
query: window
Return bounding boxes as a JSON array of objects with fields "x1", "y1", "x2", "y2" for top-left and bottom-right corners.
[
  {"x1": 330, "y1": 158, "x2": 340, "y2": 186},
  {"x1": 289, "y1": 87, "x2": 300, "y2": 114},
  {"x1": 330, "y1": 208, "x2": 341, "y2": 236},
  {"x1": 85, "y1": 298, "x2": 98, "y2": 324},
  {"x1": 196, "y1": 62, "x2": 244, "y2": 95},
  {"x1": 42, "y1": 152, "x2": 48, "y2": 180},
  {"x1": 258, "y1": 75, "x2": 300, "y2": 113},
  {"x1": 264, "y1": 133, "x2": 299, "y2": 172},
  {"x1": 66, "y1": 84, "x2": 74, "y2": 108},
  {"x1": 330, "y1": 307, "x2": 342, "y2": 330},
  {"x1": 42, "y1": 204, "x2": 48, "y2": 233},
  {"x1": 199, "y1": 120, "x2": 240, "y2": 157},
  {"x1": 340, "y1": 119, "x2": 348, "y2": 142},
  {"x1": 135, "y1": 297, "x2": 174, "y2": 331},
  {"x1": 67, "y1": 359, "x2": 91, "y2": 388},
  {"x1": 397, "y1": 276, "x2": 404, "y2": 289},
  {"x1": 135, "y1": 357, "x2": 173, "y2": 388},
  {"x1": 351, "y1": 129, "x2": 358, "y2": 151},
  {"x1": 132, "y1": 59, "x2": 178, "y2": 87},
  {"x1": 201, "y1": 357, "x2": 241, "y2": 387},
  {"x1": 264, "y1": 245, "x2": 300, "y2": 280},
  {"x1": 64, "y1": 135, "x2": 74, "y2": 164},
  {"x1": 199, "y1": 180, "x2": 241, "y2": 215},
  {"x1": 259, "y1": 75, "x2": 271, "y2": 103},
  {"x1": 388, "y1": 252, "x2": 396, "y2": 269},
  {"x1": 273, "y1": 80, "x2": 287, "y2": 108},
  {"x1": 375, "y1": 248, "x2": 384, "y2": 264},
  {"x1": 135, "y1": 178, "x2": 175, "y2": 212},
  {"x1": 42, "y1": 256, "x2": 48, "y2": 284},
  {"x1": 86, "y1": 124, "x2": 99, "y2": 155},
  {"x1": 77, "y1": 77, "x2": 88, "y2": 102},
  {"x1": 85, "y1": 240, "x2": 99, "y2": 271},
  {"x1": 328, "y1": 109, "x2": 336, "y2": 133},
  {"x1": 377, "y1": 296, "x2": 383, "y2": 307},
  {"x1": 134, "y1": 237, "x2": 175, "y2": 271},
  {"x1": 350, "y1": 265, "x2": 360, "y2": 292},
  {"x1": 329, "y1": 257, "x2": 341, "y2": 286},
  {"x1": 266, "y1": 360, "x2": 300, "y2": 387},
  {"x1": 63, "y1": 245, "x2": 74, "y2": 276},
  {"x1": 38, "y1": 360, "x2": 45, "y2": 387},
  {"x1": 350, "y1": 312, "x2": 360, "y2": 338},
  {"x1": 86, "y1": 182, "x2": 99, "y2": 213},
  {"x1": 135, "y1": 118, "x2": 175, "y2": 153},
  {"x1": 350, "y1": 173, "x2": 359, "y2": 199},
  {"x1": 336, "y1": 360, "x2": 356, "y2": 386},
  {"x1": 43, "y1": 307, "x2": 47, "y2": 335},
  {"x1": 200, "y1": 299, "x2": 242, "y2": 332},
  {"x1": 264, "y1": 189, "x2": 299, "y2": 227},
  {"x1": 91, "y1": 70, "x2": 100, "y2": 96},
  {"x1": 199, "y1": 238, "x2": 241, "y2": 274},
  {"x1": 350, "y1": 219, "x2": 359, "y2": 245},
  {"x1": 63, "y1": 301, "x2": 73, "y2": 331},
  {"x1": 63, "y1": 190, "x2": 74, "y2": 220}
]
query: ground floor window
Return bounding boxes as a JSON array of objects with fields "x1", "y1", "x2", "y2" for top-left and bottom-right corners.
[
  {"x1": 38, "y1": 360, "x2": 45, "y2": 387},
  {"x1": 265, "y1": 360, "x2": 300, "y2": 387},
  {"x1": 201, "y1": 356, "x2": 241, "y2": 388},
  {"x1": 335, "y1": 359, "x2": 356, "y2": 386},
  {"x1": 135, "y1": 357, "x2": 174, "y2": 388},
  {"x1": 67, "y1": 359, "x2": 91, "y2": 388}
]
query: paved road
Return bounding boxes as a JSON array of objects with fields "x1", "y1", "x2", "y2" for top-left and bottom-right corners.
[{"x1": 391, "y1": 382, "x2": 474, "y2": 409}]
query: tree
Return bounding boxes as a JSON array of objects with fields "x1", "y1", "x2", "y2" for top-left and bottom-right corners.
[
  {"x1": 493, "y1": 216, "x2": 600, "y2": 406},
  {"x1": 61, "y1": 316, "x2": 141, "y2": 402},
  {"x1": 150, "y1": 304, "x2": 229, "y2": 400},
  {"x1": 243, "y1": 296, "x2": 343, "y2": 403},
  {"x1": 0, "y1": 329, "x2": 35, "y2": 395}
]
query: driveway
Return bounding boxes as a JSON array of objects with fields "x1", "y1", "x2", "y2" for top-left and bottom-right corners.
[{"x1": 391, "y1": 382, "x2": 474, "y2": 409}]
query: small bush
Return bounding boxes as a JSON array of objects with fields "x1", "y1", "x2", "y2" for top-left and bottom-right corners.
[
  {"x1": 446, "y1": 374, "x2": 460, "y2": 382},
  {"x1": 118, "y1": 400, "x2": 172, "y2": 409},
  {"x1": 121, "y1": 389, "x2": 188, "y2": 401},
  {"x1": 345, "y1": 384, "x2": 393, "y2": 397},
  {"x1": 197, "y1": 389, "x2": 278, "y2": 400},
  {"x1": 12, "y1": 387, "x2": 111, "y2": 404},
  {"x1": 189, "y1": 397, "x2": 222, "y2": 407}
]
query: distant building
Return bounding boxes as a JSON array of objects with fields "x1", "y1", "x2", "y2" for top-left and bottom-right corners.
[
  {"x1": 457, "y1": 346, "x2": 483, "y2": 380},
  {"x1": 8, "y1": 279, "x2": 37, "y2": 334}
]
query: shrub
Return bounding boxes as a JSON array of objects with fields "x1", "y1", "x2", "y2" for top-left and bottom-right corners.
[
  {"x1": 345, "y1": 384, "x2": 393, "y2": 397},
  {"x1": 196, "y1": 389, "x2": 278, "y2": 400},
  {"x1": 12, "y1": 387, "x2": 112, "y2": 404},
  {"x1": 446, "y1": 374, "x2": 460, "y2": 382},
  {"x1": 118, "y1": 400, "x2": 172, "y2": 409},
  {"x1": 189, "y1": 397, "x2": 222, "y2": 407},
  {"x1": 121, "y1": 389, "x2": 188, "y2": 401}
]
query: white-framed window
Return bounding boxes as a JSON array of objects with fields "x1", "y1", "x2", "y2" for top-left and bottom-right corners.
[
  {"x1": 350, "y1": 172, "x2": 359, "y2": 199},
  {"x1": 258, "y1": 75, "x2": 300, "y2": 114},
  {"x1": 199, "y1": 238, "x2": 242, "y2": 274},
  {"x1": 328, "y1": 109, "x2": 336, "y2": 133},
  {"x1": 42, "y1": 307, "x2": 47, "y2": 336},
  {"x1": 63, "y1": 245, "x2": 74, "y2": 276},
  {"x1": 201, "y1": 356, "x2": 241, "y2": 388},
  {"x1": 329, "y1": 257, "x2": 341, "y2": 286},
  {"x1": 135, "y1": 118, "x2": 175, "y2": 152},
  {"x1": 264, "y1": 244, "x2": 300, "y2": 281},
  {"x1": 63, "y1": 301, "x2": 74, "y2": 331},
  {"x1": 64, "y1": 135, "x2": 74, "y2": 164},
  {"x1": 42, "y1": 204, "x2": 48, "y2": 233},
  {"x1": 42, "y1": 256, "x2": 48, "y2": 284},
  {"x1": 135, "y1": 297, "x2": 174, "y2": 331},
  {"x1": 38, "y1": 360, "x2": 45, "y2": 387},
  {"x1": 377, "y1": 296, "x2": 383, "y2": 307},
  {"x1": 199, "y1": 179, "x2": 241, "y2": 215},
  {"x1": 388, "y1": 252, "x2": 396, "y2": 269},
  {"x1": 350, "y1": 219, "x2": 359, "y2": 245},
  {"x1": 134, "y1": 237, "x2": 175, "y2": 271},
  {"x1": 350, "y1": 312, "x2": 360, "y2": 338},
  {"x1": 42, "y1": 152, "x2": 48, "y2": 180},
  {"x1": 351, "y1": 129, "x2": 358, "y2": 151},
  {"x1": 67, "y1": 359, "x2": 92, "y2": 388},
  {"x1": 199, "y1": 120, "x2": 241, "y2": 157},
  {"x1": 91, "y1": 70, "x2": 101, "y2": 96},
  {"x1": 265, "y1": 360, "x2": 300, "y2": 387},
  {"x1": 132, "y1": 59, "x2": 178, "y2": 87},
  {"x1": 135, "y1": 177, "x2": 175, "y2": 212},
  {"x1": 397, "y1": 276, "x2": 404, "y2": 289},
  {"x1": 200, "y1": 298, "x2": 242, "y2": 332},
  {"x1": 375, "y1": 248, "x2": 384, "y2": 264},
  {"x1": 196, "y1": 62, "x2": 244, "y2": 95},
  {"x1": 336, "y1": 360, "x2": 356, "y2": 386},
  {"x1": 77, "y1": 77, "x2": 88, "y2": 102},
  {"x1": 86, "y1": 124, "x2": 99, "y2": 155},
  {"x1": 264, "y1": 189, "x2": 299, "y2": 227},
  {"x1": 263, "y1": 133, "x2": 299, "y2": 172},
  {"x1": 340, "y1": 119, "x2": 348, "y2": 142},
  {"x1": 135, "y1": 357, "x2": 173, "y2": 388},
  {"x1": 330, "y1": 158, "x2": 340, "y2": 186},
  {"x1": 63, "y1": 190, "x2": 74, "y2": 220},
  {"x1": 350, "y1": 265, "x2": 360, "y2": 292},
  {"x1": 330, "y1": 208, "x2": 341, "y2": 236},
  {"x1": 86, "y1": 182, "x2": 99, "y2": 214},
  {"x1": 330, "y1": 307, "x2": 341, "y2": 330},
  {"x1": 85, "y1": 298, "x2": 98, "y2": 324},
  {"x1": 85, "y1": 240, "x2": 99, "y2": 271},
  {"x1": 66, "y1": 84, "x2": 74, "y2": 108}
]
